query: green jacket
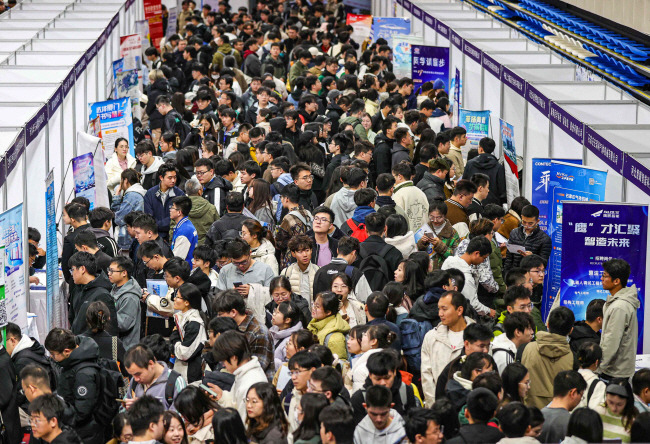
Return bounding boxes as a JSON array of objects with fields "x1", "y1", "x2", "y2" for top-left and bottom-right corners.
[
  {"x1": 308, "y1": 314, "x2": 351, "y2": 360},
  {"x1": 417, "y1": 220, "x2": 460, "y2": 270},
  {"x1": 211, "y1": 43, "x2": 242, "y2": 72},
  {"x1": 288, "y1": 60, "x2": 308, "y2": 87},
  {"x1": 490, "y1": 238, "x2": 506, "y2": 296},
  {"x1": 493, "y1": 307, "x2": 547, "y2": 338},
  {"x1": 339, "y1": 115, "x2": 368, "y2": 141}
]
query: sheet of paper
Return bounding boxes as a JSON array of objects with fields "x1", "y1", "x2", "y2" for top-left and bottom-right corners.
[{"x1": 506, "y1": 243, "x2": 527, "y2": 255}]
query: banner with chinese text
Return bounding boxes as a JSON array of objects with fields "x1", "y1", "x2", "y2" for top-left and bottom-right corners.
[
  {"x1": 143, "y1": 0, "x2": 163, "y2": 48},
  {"x1": 411, "y1": 45, "x2": 449, "y2": 95},
  {"x1": 458, "y1": 109, "x2": 490, "y2": 148},
  {"x1": 531, "y1": 158, "x2": 582, "y2": 233},
  {"x1": 543, "y1": 161, "x2": 607, "y2": 319},
  {"x1": 0, "y1": 204, "x2": 26, "y2": 333},
  {"x1": 392, "y1": 35, "x2": 423, "y2": 80},
  {"x1": 88, "y1": 98, "x2": 135, "y2": 157},
  {"x1": 371, "y1": 17, "x2": 411, "y2": 47},
  {"x1": 561, "y1": 202, "x2": 647, "y2": 352},
  {"x1": 45, "y1": 170, "x2": 58, "y2": 331},
  {"x1": 500, "y1": 119, "x2": 518, "y2": 203},
  {"x1": 346, "y1": 14, "x2": 372, "y2": 45}
]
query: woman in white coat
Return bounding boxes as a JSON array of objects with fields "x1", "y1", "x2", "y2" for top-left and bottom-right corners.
[
  {"x1": 106, "y1": 137, "x2": 136, "y2": 194},
  {"x1": 349, "y1": 324, "x2": 398, "y2": 394},
  {"x1": 242, "y1": 219, "x2": 279, "y2": 275}
]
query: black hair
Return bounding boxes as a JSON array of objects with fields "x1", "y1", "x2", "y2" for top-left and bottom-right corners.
[
  {"x1": 504, "y1": 285, "x2": 532, "y2": 308},
  {"x1": 503, "y1": 312, "x2": 534, "y2": 340},
  {"x1": 175, "y1": 385, "x2": 218, "y2": 427},
  {"x1": 68, "y1": 251, "x2": 97, "y2": 276},
  {"x1": 89, "y1": 207, "x2": 114, "y2": 228},
  {"x1": 553, "y1": 370, "x2": 587, "y2": 397},
  {"x1": 521, "y1": 204, "x2": 540, "y2": 219},
  {"x1": 445, "y1": 269, "x2": 466, "y2": 292},
  {"x1": 504, "y1": 267, "x2": 530, "y2": 288},
  {"x1": 288, "y1": 350, "x2": 322, "y2": 371},
  {"x1": 463, "y1": 323, "x2": 493, "y2": 343},
  {"x1": 294, "y1": 393, "x2": 329, "y2": 442},
  {"x1": 212, "y1": 408, "x2": 248, "y2": 444},
  {"x1": 64, "y1": 202, "x2": 88, "y2": 222},
  {"x1": 28, "y1": 227, "x2": 41, "y2": 242},
  {"x1": 225, "y1": 238, "x2": 251, "y2": 259},
  {"x1": 212, "y1": 329, "x2": 250, "y2": 365},
  {"x1": 567, "y1": 407, "x2": 604, "y2": 442},
  {"x1": 548, "y1": 306, "x2": 575, "y2": 336},
  {"x1": 213, "y1": 289, "x2": 246, "y2": 315},
  {"x1": 497, "y1": 401, "x2": 530, "y2": 438},
  {"x1": 319, "y1": 405, "x2": 355, "y2": 443},
  {"x1": 365, "y1": 384, "x2": 392, "y2": 408},
  {"x1": 170, "y1": 195, "x2": 192, "y2": 217},
  {"x1": 193, "y1": 244, "x2": 218, "y2": 269},
  {"x1": 465, "y1": 236, "x2": 492, "y2": 256},
  {"x1": 466, "y1": 387, "x2": 498, "y2": 422},
  {"x1": 225, "y1": 191, "x2": 245, "y2": 212},
  {"x1": 127, "y1": 396, "x2": 165, "y2": 436},
  {"x1": 404, "y1": 408, "x2": 442, "y2": 443},
  {"x1": 585, "y1": 298, "x2": 606, "y2": 323},
  {"x1": 86, "y1": 301, "x2": 110, "y2": 333},
  {"x1": 208, "y1": 316, "x2": 238, "y2": 336},
  {"x1": 365, "y1": 324, "x2": 397, "y2": 349},
  {"x1": 315, "y1": 291, "x2": 339, "y2": 317},
  {"x1": 502, "y1": 362, "x2": 528, "y2": 403},
  {"x1": 140, "y1": 335, "x2": 171, "y2": 366},
  {"x1": 163, "y1": 256, "x2": 191, "y2": 281},
  {"x1": 577, "y1": 341, "x2": 602, "y2": 369},
  {"x1": 603, "y1": 258, "x2": 631, "y2": 288},
  {"x1": 519, "y1": 254, "x2": 546, "y2": 271},
  {"x1": 633, "y1": 368, "x2": 650, "y2": 396},
  {"x1": 311, "y1": 366, "x2": 343, "y2": 399},
  {"x1": 482, "y1": 203, "x2": 506, "y2": 220},
  {"x1": 366, "y1": 292, "x2": 389, "y2": 319},
  {"x1": 73, "y1": 230, "x2": 98, "y2": 249},
  {"x1": 631, "y1": 412, "x2": 650, "y2": 443},
  {"x1": 472, "y1": 372, "x2": 503, "y2": 398},
  {"x1": 366, "y1": 349, "x2": 400, "y2": 376},
  {"x1": 441, "y1": 290, "x2": 467, "y2": 315},
  {"x1": 459, "y1": 352, "x2": 494, "y2": 380}
]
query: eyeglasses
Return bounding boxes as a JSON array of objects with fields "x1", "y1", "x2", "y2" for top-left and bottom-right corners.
[
  {"x1": 530, "y1": 269, "x2": 546, "y2": 275},
  {"x1": 143, "y1": 257, "x2": 153, "y2": 266},
  {"x1": 313, "y1": 216, "x2": 331, "y2": 223},
  {"x1": 107, "y1": 268, "x2": 124, "y2": 275},
  {"x1": 430, "y1": 216, "x2": 445, "y2": 222},
  {"x1": 195, "y1": 169, "x2": 211, "y2": 176},
  {"x1": 30, "y1": 417, "x2": 45, "y2": 426},
  {"x1": 519, "y1": 380, "x2": 531, "y2": 388},
  {"x1": 290, "y1": 369, "x2": 310, "y2": 377},
  {"x1": 232, "y1": 258, "x2": 250, "y2": 267},
  {"x1": 298, "y1": 175, "x2": 314, "y2": 181}
]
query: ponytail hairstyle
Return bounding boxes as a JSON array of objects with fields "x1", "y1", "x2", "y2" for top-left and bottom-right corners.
[
  {"x1": 121, "y1": 168, "x2": 141, "y2": 187},
  {"x1": 86, "y1": 301, "x2": 110, "y2": 333},
  {"x1": 382, "y1": 281, "x2": 404, "y2": 324},
  {"x1": 577, "y1": 341, "x2": 602, "y2": 370},
  {"x1": 242, "y1": 218, "x2": 274, "y2": 246},
  {"x1": 277, "y1": 301, "x2": 305, "y2": 328},
  {"x1": 365, "y1": 324, "x2": 397, "y2": 349},
  {"x1": 290, "y1": 329, "x2": 319, "y2": 353},
  {"x1": 459, "y1": 352, "x2": 494, "y2": 380},
  {"x1": 349, "y1": 324, "x2": 368, "y2": 346}
]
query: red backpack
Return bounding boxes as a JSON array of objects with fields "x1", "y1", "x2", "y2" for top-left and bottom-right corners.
[{"x1": 342, "y1": 218, "x2": 368, "y2": 242}]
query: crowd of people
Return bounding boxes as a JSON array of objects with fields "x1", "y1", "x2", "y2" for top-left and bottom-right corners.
[{"x1": 5, "y1": 0, "x2": 649, "y2": 443}]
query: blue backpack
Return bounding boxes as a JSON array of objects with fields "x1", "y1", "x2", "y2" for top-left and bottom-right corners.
[{"x1": 399, "y1": 318, "x2": 434, "y2": 372}]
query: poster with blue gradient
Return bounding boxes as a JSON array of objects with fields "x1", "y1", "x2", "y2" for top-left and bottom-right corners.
[
  {"x1": 543, "y1": 161, "x2": 607, "y2": 319},
  {"x1": 45, "y1": 170, "x2": 58, "y2": 331},
  {"x1": 561, "y1": 202, "x2": 647, "y2": 352},
  {"x1": 89, "y1": 97, "x2": 135, "y2": 156},
  {"x1": 531, "y1": 158, "x2": 582, "y2": 233},
  {"x1": 459, "y1": 109, "x2": 490, "y2": 148},
  {"x1": 0, "y1": 204, "x2": 27, "y2": 332},
  {"x1": 372, "y1": 17, "x2": 411, "y2": 47},
  {"x1": 412, "y1": 45, "x2": 450, "y2": 95},
  {"x1": 72, "y1": 153, "x2": 97, "y2": 210},
  {"x1": 392, "y1": 35, "x2": 423, "y2": 79},
  {"x1": 452, "y1": 68, "x2": 461, "y2": 126}
]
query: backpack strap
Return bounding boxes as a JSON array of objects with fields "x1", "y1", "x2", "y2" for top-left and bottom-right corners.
[
  {"x1": 344, "y1": 265, "x2": 354, "y2": 278},
  {"x1": 586, "y1": 378, "x2": 599, "y2": 405},
  {"x1": 399, "y1": 381, "x2": 408, "y2": 407},
  {"x1": 111, "y1": 336, "x2": 118, "y2": 363},
  {"x1": 324, "y1": 332, "x2": 335, "y2": 347},
  {"x1": 492, "y1": 347, "x2": 516, "y2": 360},
  {"x1": 378, "y1": 243, "x2": 394, "y2": 257},
  {"x1": 165, "y1": 370, "x2": 182, "y2": 407},
  {"x1": 515, "y1": 342, "x2": 529, "y2": 363}
]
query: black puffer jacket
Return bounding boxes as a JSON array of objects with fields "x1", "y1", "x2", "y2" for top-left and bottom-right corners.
[
  {"x1": 569, "y1": 321, "x2": 601, "y2": 353},
  {"x1": 461, "y1": 153, "x2": 507, "y2": 205},
  {"x1": 69, "y1": 272, "x2": 117, "y2": 335},
  {"x1": 145, "y1": 78, "x2": 172, "y2": 130},
  {"x1": 503, "y1": 226, "x2": 552, "y2": 274},
  {"x1": 58, "y1": 337, "x2": 104, "y2": 444},
  {"x1": 202, "y1": 175, "x2": 233, "y2": 216},
  {"x1": 416, "y1": 172, "x2": 446, "y2": 203},
  {"x1": 410, "y1": 286, "x2": 445, "y2": 324},
  {"x1": 0, "y1": 347, "x2": 21, "y2": 444},
  {"x1": 374, "y1": 132, "x2": 395, "y2": 176}
]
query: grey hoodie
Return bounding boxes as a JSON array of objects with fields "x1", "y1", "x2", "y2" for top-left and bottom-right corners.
[
  {"x1": 353, "y1": 409, "x2": 406, "y2": 444},
  {"x1": 600, "y1": 284, "x2": 640, "y2": 378},
  {"x1": 111, "y1": 277, "x2": 142, "y2": 350},
  {"x1": 330, "y1": 187, "x2": 357, "y2": 228}
]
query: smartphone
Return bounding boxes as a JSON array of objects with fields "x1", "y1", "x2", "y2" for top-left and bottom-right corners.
[
  {"x1": 233, "y1": 282, "x2": 243, "y2": 288},
  {"x1": 200, "y1": 383, "x2": 219, "y2": 398}
]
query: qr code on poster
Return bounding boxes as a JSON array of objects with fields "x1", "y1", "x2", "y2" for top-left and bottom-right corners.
[{"x1": 0, "y1": 299, "x2": 7, "y2": 328}]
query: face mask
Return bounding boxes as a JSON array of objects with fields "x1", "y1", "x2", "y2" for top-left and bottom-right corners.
[{"x1": 212, "y1": 74, "x2": 219, "y2": 80}]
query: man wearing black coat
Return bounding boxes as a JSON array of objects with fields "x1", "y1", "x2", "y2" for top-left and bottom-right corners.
[
  {"x1": 373, "y1": 117, "x2": 399, "y2": 177},
  {"x1": 503, "y1": 205, "x2": 552, "y2": 274},
  {"x1": 61, "y1": 203, "x2": 91, "y2": 285},
  {"x1": 461, "y1": 137, "x2": 507, "y2": 206},
  {"x1": 44, "y1": 330, "x2": 104, "y2": 444},
  {"x1": 68, "y1": 252, "x2": 118, "y2": 336},
  {"x1": 0, "y1": 338, "x2": 21, "y2": 444},
  {"x1": 360, "y1": 213, "x2": 403, "y2": 276},
  {"x1": 205, "y1": 191, "x2": 250, "y2": 246}
]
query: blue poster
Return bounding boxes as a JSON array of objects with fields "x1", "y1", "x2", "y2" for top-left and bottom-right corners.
[
  {"x1": 543, "y1": 161, "x2": 607, "y2": 319},
  {"x1": 458, "y1": 109, "x2": 490, "y2": 148},
  {"x1": 451, "y1": 68, "x2": 461, "y2": 125},
  {"x1": 89, "y1": 97, "x2": 135, "y2": 156},
  {"x1": 45, "y1": 170, "x2": 58, "y2": 331},
  {"x1": 561, "y1": 202, "x2": 647, "y2": 352},
  {"x1": 0, "y1": 204, "x2": 27, "y2": 332},
  {"x1": 531, "y1": 158, "x2": 582, "y2": 233},
  {"x1": 112, "y1": 58, "x2": 124, "y2": 99},
  {"x1": 372, "y1": 17, "x2": 410, "y2": 47},
  {"x1": 412, "y1": 45, "x2": 450, "y2": 95},
  {"x1": 72, "y1": 153, "x2": 97, "y2": 210}
]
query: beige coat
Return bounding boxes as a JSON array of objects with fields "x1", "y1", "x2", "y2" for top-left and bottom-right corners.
[
  {"x1": 281, "y1": 263, "x2": 320, "y2": 306},
  {"x1": 445, "y1": 144, "x2": 465, "y2": 177}
]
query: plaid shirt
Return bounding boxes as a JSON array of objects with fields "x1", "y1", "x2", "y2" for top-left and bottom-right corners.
[{"x1": 239, "y1": 313, "x2": 276, "y2": 381}]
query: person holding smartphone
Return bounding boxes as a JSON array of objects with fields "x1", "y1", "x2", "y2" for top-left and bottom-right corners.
[{"x1": 417, "y1": 200, "x2": 461, "y2": 271}]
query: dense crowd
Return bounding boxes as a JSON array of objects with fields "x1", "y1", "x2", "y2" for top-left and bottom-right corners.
[{"x1": 3, "y1": 0, "x2": 649, "y2": 443}]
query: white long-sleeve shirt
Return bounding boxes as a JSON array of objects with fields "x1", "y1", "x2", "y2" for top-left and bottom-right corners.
[{"x1": 441, "y1": 255, "x2": 491, "y2": 316}]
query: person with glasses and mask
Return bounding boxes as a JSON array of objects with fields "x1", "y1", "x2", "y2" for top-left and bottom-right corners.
[{"x1": 107, "y1": 256, "x2": 142, "y2": 350}]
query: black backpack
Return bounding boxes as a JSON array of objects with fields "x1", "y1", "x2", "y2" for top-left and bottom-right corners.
[
  {"x1": 167, "y1": 110, "x2": 192, "y2": 146},
  {"x1": 358, "y1": 244, "x2": 393, "y2": 292},
  {"x1": 74, "y1": 358, "x2": 124, "y2": 428},
  {"x1": 17, "y1": 349, "x2": 60, "y2": 391}
]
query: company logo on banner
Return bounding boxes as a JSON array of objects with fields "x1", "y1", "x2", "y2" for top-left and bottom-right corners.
[
  {"x1": 561, "y1": 202, "x2": 647, "y2": 352},
  {"x1": 459, "y1": 109, "x2": 490, "y2": 148},
  {"x1": 532, "y1": 158, "x2": 582, "y2": 233},
  {"x1": 45, "y1": 170, "x2": 58, "y2": 330},
  {"x1": 392, "y1": 36, "x2": 423, "y2": 79},
  {"x1": 0, "y1": 204, "x2": 27, "y2": 333},
  {"x1": 411, "y1": 45, "x2": 450, "y2": 94},
  {"x1": 371, "y1": 17, "x2": 411, "y2": 47},
  {"x1": 346, "y1": 14, "x2": 372, "y2": 44},
  {"x1": 500, "y1": 119, "x2": 518, "y2": 203},
  {"x1": 89, "y1": 98, "x2": 135, "y2": 158},
  {"x1": 543, "y1": 161, "x2": 607, "y2": 319},
  {"x1": 72, "y1": 153, "x2": 97, "y2": 210}
]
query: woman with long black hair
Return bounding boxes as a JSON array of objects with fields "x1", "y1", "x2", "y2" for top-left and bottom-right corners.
[{"x1": 245, "y1": 382, "x2": 289, "y2": 443}]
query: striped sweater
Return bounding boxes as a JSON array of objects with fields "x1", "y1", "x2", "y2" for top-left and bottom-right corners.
[{"x1": 595, "y1": 404, "x2": 632, "y2": 443}]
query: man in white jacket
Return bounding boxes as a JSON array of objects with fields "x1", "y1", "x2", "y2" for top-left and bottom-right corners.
[
  {"x1": 492, "y1": 312, "x2": 534, "y2": 374},
  {"x1": 441, "y1": 236, "x2": 495, "y2": 318},
  {"x1": 421, "y1": 291, "x2": 474, "y2": 407},
  {"x1": 353, "y1": 385, "x2": 406, "y2": 444}
]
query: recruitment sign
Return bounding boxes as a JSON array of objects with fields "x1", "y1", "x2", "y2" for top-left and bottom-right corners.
[
  {"x1": 531, "y1": 158, "x2": 582, "y2": 233},
  {"x1": 561, "y1": 202, "x2": 647, "y2": 352},
  {"x1": 411, "y1": 45, "x2": 450, "y2": 94},
  {"x1": 458, "y1": 109, "x2": 490, "y2": 148}
]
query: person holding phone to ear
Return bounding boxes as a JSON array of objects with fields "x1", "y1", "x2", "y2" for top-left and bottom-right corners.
[{"x1": 417, "y1": 200, "x2": 461, "y2": 271}]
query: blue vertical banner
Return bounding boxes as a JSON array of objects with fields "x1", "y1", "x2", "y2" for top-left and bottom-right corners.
[
  {"x1": 543, "y1": 161, "x2": 607, "y2": 319},
  {"x1": 451, "y1": 68, "x2": 461, "y2": 126},
  {"x1": 0, "y1": 204, "x2": 27, "y2": 333},
  {"x1": 89, "y1": 97, "x2": 135, "y2": 156},
  {"x1": 561, "y1": 202, "x2": 647, "y2": 352},
  {"x1": 412, "y1": 45, "x2": 450, "y2": 95},
  {"x1": 45, "y1": 170, "x2": 58, "y2": 331},
  {"x1": 531, "y1": 158, "x2": 582, "y2": 233},
  {"x1": 372, "y1": 17, "x2": 411, "y2": 47},
  {"x1": 458, "y1": 109, "x2": 490, "y2": 148}
]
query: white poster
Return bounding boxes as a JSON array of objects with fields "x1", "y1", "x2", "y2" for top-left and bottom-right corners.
[{"x1": 77, "y1": 131, "x2": 110, "y2": 209}]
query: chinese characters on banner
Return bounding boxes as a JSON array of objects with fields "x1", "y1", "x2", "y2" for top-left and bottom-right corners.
[
  {"x1": 88, "y1": 98, "x2": 135, "y2": 157},
  {"x1": 561, "y1": 202, "x2": 647, "y2": 352},
  {"x1": 346, "y1": 14, "x2": 372, "y2": 46},
  {"x1": 411, "y1": 45, "x2": 450, "y2": 96},
  {"x1": 119, "y1": 34, "x2": 142, "y2": 71},
  {"x1": 458, "y1": 109, "x2": 490, "y2": 148},
  {"x1": 392, "y1": 36, "x2": 423, "y2": 79},
  {"x1": 531, "y1": 158, "x2": 582, "y2": 233},
  {"x1": 0, "y1": 204, "x2": 27, "y2": 333},
  {"x1": 499, "y1": 119, "x2": 518, "y2": 203},
  {"x1": 143, "y1": 0, "x2": 163, "y2": 49},
  {"x1": 371, "y1": 17, "x2": 411, "y2": 47},
  {"x1": 45, "y1": 170, "x2": 58, "y2": 330},
  {"x1": 543, "y1": 161, "x2": 607, "y2": 319}
]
